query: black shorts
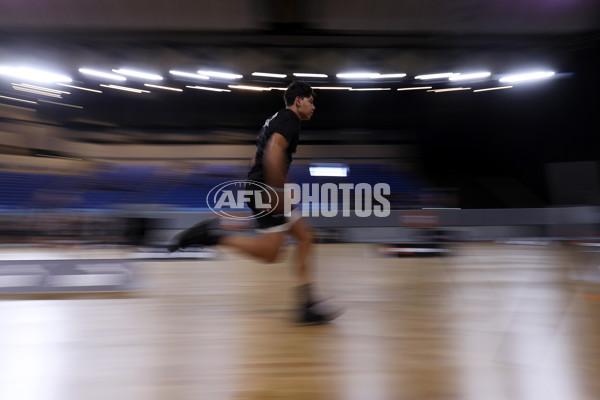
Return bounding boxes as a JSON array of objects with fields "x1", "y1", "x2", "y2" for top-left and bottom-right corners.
[{"x1": 246, "y1": 190, "x2": 300, "y2": 232}]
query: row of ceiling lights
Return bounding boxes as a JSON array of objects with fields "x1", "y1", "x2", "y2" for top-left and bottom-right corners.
[
  {"x1": 0, "y1": 65, "x2": 558, "y2": 108},
  {"x1": 0, "y1": 65, "x2": 557, "y2": 85}
]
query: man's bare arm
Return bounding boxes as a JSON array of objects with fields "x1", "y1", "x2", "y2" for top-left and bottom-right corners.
[
  {"x1": 263, "y1": 132, "x2": 289, "y2": 189},
  {"x1": 263, "y1": 133, "x2": 289, "y2": 213}
]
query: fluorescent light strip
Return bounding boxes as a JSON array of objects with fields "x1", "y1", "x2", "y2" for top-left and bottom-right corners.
[
  {"x1": 169, "y1": 70, "x2": 210, "y2": 80},
  {"x1": 349, "y1": 88, "x2": 391, "y2": 91},
  {"x1": 57, "y1": 83, "x2": 102, "y2": 93},
  {"x1": 112, "y1": 69, "x2": 163, "y2": 81},
  {"x1": 375, "y1": 73, "x2": 407, "y2": 79},
  {"x1": 186, "y1": 85, "x2": 231, "y2": 92},
  {"x1": 293, "y1": 73, "x2": 328, "y2": 78},
  {"x1": 79, "y1": 68, "x2": 126, "y2": 81},
  {"x1": 473, "y1": 86, "x2": 513, "y2": 92},
  {"x1": 427, "y1": 87, "x2": 471, "y2": 93},
  {"x1": 312, "y1": 86, "x2": 352, "y2": 90},
  {"x1": 449, "y1": 72, "x2": 491, "y2": 81},
  {"x1": 144, "y1": 84, "x2": 183, "y2": 92},
  {"x1": 499, "y1": 71, "x2": 555, "y2": 83},
  {"x1": 336, "y1": 72, "x2": 380, "y2": 79},
  {"x1": 228, "y1": 85, "x2": 271, "y2": 91},
  {"x1": 252, "y1": 72, "x2": 287, "y2": 78},
  {"x1": 100, "y1": 84, "x2": 150, "y2": 93},
  {"x1": 0, "y1": 66, "x2": 71, "y2": 83},
  {"x1": 0, "y1": 95, "x2": 37, "y2": 104},
  {"x1": 197, "y1": 70, "x2": 243, "y2": 79},
  {"x1": 397, "y1": 86, "x2": 432, "y2": 91},
  {"x1": 309, "y1": 167, "x2": 349, "y2": 177},
  {"x1": 38, "y1": 100, "x2": 83, "y2": 109},
  {"x1": 12, "y1": 86, "x2": 62, "y2": 98},
  {"x1": 14, "y1": 83, "x2": 70, "y2": 94},
  {"x1": 269, "y1": 87, "x2": 287, "y2": 91},
  {"x1": 415, "y1": 73, "x2": 456, "y2": 80}
]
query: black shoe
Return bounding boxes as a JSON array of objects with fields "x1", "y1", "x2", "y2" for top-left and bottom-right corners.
[
  {"x1": 297, "y1": 300, "x2": 344, "y2": 325},
  {"x1": 166, "y1": 218, "x2": 224, "y2": 252},
  {"x1": 166, "y1": 242, "x2": 180, "y2": 253}
]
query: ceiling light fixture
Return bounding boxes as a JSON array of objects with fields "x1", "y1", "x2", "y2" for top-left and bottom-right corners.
[
  {"x1": 349, "y1": 88, "x2": 391, "y2": 91},
  {"x1": 13, "y1": 83, "x2": 70, "y2": 94},
  {"x1": 427, "y1": 87, "x2": 471, "y2": 93},
  {"x1": 112, "y1": 68, "x2": 163, "y2": 81},
  {"x1": 197, "y1": 70, "x2": 243, "y2": 79},
  {"x1": 375, "y1": 73, "x2": 407, "y2": 79},
  {"x1": 144, "y1": 84, "x2": 183, "y2": 92},
  {"x1": 473, "y1": 86, "x2": 513, "y2": 92},
  {"x1": 170, "y1": 70, "x2": 210, "y2": 80},
  {"x1": 228, "y1": 85, "x2": 271, "y2": 91},
  {"x1": 415, "y1": 73, "x2": 456, "y2": 80},
  {"x1": 336, "y1": 72, "x2": 380, "y2": 79},
  {"x1": 57, "y1": 83, "x2": 102, "y2": 93},
  {"x1": 79, "y1": 68, "x2": 126, "y2": 81},
  {"x1": 0, "y1": 66, "x2": 72, "y2": 83},
  {"x1": 12, "y1": 86, "x2": 62, "y2": 98},
  {"x1": 0, "y1": 94, "x2": 37, "y2": 104},
  {"x1": 311, "y1": 86, "x2": 352, "y2": 90},
  {"x1": 186, "y1": 85, "x2": 231, "y2": 92},
  {"x1": 293, "y1": 73, "x2": 328, "y2": 78},
  {"x1": 397, "y1": 86, "x2": 432, "y2": 91},
  {"x1": 499, "y1": 71, "x2": 555, "y2": 83},
  {"x1": 449, "y1": 72, "x2": 491, "y2": 81},
  {"x1": 252, "y1": 72, "x2": 287, "y2": 78},
  {"x1": 100, "y1": 84, "x2": 151, "y2": 93}
]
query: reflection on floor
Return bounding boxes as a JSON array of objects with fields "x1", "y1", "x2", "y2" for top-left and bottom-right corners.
[{"x1": 0, "y1": 242, "x2": 599, "y2": 400}]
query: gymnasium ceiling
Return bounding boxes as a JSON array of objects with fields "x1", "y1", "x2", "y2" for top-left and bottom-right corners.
[
  {"x1": 0, "y1": 0, "x2": 598, "y2": 145},
  {"x1": 1, "y1": 0, "x2": 598, "y2": 34}
]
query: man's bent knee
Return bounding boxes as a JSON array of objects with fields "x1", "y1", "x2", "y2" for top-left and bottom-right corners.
[
  {"x1": 259, "y1": 232, "x2": 285, "y2": 263},
  {"x1": 290, "y1": 218, "x2": 314, "y2": 243},
  {"x1": 264, "y1": 250, "x2": 279, "y2": 263},
  {"x1": 258, "y1": 243, "x2": 281, "y2": 263}
]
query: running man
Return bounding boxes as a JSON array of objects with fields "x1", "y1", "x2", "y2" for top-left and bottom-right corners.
[{"x1": 168, "y1": 81, "x2": 343, "y2": 324}]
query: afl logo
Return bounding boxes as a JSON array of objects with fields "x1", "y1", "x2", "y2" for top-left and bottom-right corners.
[{"x1": 206, "y1": 180, "x2": 278, "y2": 220}]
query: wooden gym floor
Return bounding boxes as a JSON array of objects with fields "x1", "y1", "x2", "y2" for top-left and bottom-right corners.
[{"x1": 0, "y1": 242, "x2": 599, "y2": 400}]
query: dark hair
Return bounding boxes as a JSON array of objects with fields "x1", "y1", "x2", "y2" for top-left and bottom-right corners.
[{"x1": 284, "y1": 80, "x2": 315, "y2": 107}]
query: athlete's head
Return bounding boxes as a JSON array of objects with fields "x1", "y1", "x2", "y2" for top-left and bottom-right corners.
[{"x1": 284, "y1": 80, "x2": 315, "y2": 121}]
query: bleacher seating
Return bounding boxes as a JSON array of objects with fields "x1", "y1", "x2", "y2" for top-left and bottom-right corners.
[
  {"x1": 0, "y1": 172, "x2": 50, "y2": 209},
  {"x1": 0, "y1": 163, "x2": 426, "y2": 211}
]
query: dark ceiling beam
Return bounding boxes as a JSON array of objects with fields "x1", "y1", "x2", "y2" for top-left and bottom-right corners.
[{"x1": 263, "y1": 0, "x2": 313, "y2": 32}]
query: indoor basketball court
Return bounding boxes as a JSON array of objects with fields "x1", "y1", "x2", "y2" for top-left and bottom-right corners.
[{"x1": 1, "y1": 241, "x2": 599, "y2": 400}]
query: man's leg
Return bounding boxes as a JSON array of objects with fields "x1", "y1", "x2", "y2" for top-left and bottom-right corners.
[
  {"x1": 287, "y1": 217, "x2": 313, "y2": 285},
  {"x1": 288, "y1": 217, "x2": 343, "y2": 324},
  {"x1": 168, "y1": 216, "x2": 341, "y2": 324},
  {"x1": 168, "y1": 217, "x2": 286, "y2": 263},
  {"x1": 219, "y1": 231, "x2": 285, "y2": 263}
]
